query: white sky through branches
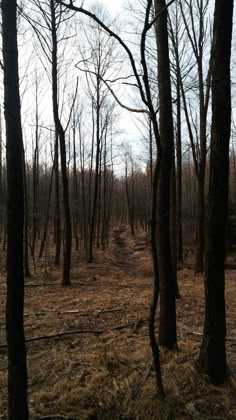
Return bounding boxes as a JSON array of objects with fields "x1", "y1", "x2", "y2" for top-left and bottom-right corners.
[{"x1": 6, "y1": 0, "x2": 236, "y2": 175}]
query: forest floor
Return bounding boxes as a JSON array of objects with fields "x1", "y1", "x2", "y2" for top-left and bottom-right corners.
[{"x1": 1, "y1": 227, "x2": 236, "y2": 419}]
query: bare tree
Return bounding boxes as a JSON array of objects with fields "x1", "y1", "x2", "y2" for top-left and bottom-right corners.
[
  {"x1": 180, "y1": 0, "x2": 212, "y2": 273},
  {"x1": 2, "y1": 0, "x2": 28, "y2": 417},
  {"x1": 154, "y1": 0, "x2": 177, "y2": 349},
  {"x1": 24, "y1": 0, "x2": 74, "y2": 285},
  {"x1": 197, "y1": 0, "x2": 233, "y2": 384},
  {"x1": 76, "y1": 8, "x2": 117, "y2": 262}
]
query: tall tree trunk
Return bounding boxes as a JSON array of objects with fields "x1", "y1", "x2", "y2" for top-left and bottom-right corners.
[
  {"x1": 79, "y1": 123, "x2": 87, "y2": 251},
  {"x1": 0, "y1": 107, "x2": 3, "y2": 240},
  {"x1": 149, "y1": 158, "x2": 165, "y2": 398},
  {"x1": 88, "y1": 74, "x2": 100, "y2": 263},
  {"x1": 125, "y1": 161, "x2": 135, "y2": 236},
  {"x1": 23, "y1": 157, "x2": 31, "y2": 278},
  {"x1": 105, "y1": 138, "x2": 114, "y2": 246},
  {"x1": 170, "y1": 157, "x2": 180, "y2": 298},
  {"x1": 195, "y1": 174, "x2": 205, "y2": 272},
  {"x1": 87, "y1": 102, "x2": 95, "y2": 253},
  {"x1": 176, "y1": 74, "x2": 183, "y2": 264},
  {"x1": 197, "y1": 0, "x2": 233, "y2": 384},
  {"x1": 101, "y1": 122, "x2": 108, "y2": 250},
  {"x1": 72, "y1": 114, "x2": 79, "y2": 251},
  {"x1": 155, "y1": 0, "x2": 177, "y2": 350},
  {"x1": 31, "y1": 74, "x2": 40, "y2": 259},
  {"x1": 39, "y1": 163, "x2": 54, "y2": 259},
  {"x1": 50, "y1": 0, "x2": 71, "y2": 285},
  {"x1": 96, "y1": 145, "x2": 102, "y2": 248},
  {"x1": 194, "y1": 53, "x2": 207, "y2": 274},
  {"x1": 54, "y1": 134, "x2": 61, "y2": 265},
  {"x1": 2, "y1": 0, "x2": 28, "y2": 417}
]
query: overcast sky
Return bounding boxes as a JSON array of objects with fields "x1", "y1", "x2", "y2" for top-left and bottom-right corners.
[
  {"x1": 17, "y1": 0, "x2": 236, "y2": 173},
  {"x1": 88, "y1": 0, "x2": 123, "y2": 15}
]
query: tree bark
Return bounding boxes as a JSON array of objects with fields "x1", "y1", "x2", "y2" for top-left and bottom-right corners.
[
  {"x1": 54, "y1": 134, "x2": 61, "y2": 265},
  {"x1": 149, "y1": 158, "x2": 165, "y2": 398},
  {"x1": 2, "y1": 0, "x2": 29, "y2": 417},
  {"x1": 198, "y1": 0, "x2": 233, "y2": 384},
  {"x1": 72, "y1": 114, "x2": 79, "y2": 251},
  {"x1": 155, "y1": 0, "x2": 177, "y2": 350},
  {"x1": 170, "y1": 156, "x2": 180, "y2": 298},
  {"x1": 195, "y1": 174, "x2": 205, "y2": 273},
  {"x1": 38, "y1": 164, "x2": 54, "y2": 259},
  {"x1": 31, "y1": 74, "x2": 40, "y2": 259},
  {"x1": 50, "y1": 0, "x2": 72, "y2": 285},
  {"x1": 88, "y1": 75, "x2": 101, "y2": 262},
  {"x1": 125, "y1": 159, "x2": 135, "y2": 236},
  {"x1": 175, "y1": 72, "x2": 183, "y2": 264},
  {"x1": 23, "y1": 157, "x2": 31, "y2": 278}
]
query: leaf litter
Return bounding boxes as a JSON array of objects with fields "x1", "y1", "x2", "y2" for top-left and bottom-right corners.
[{"x1": 0, "y1": 228, "x2": 236, "y2": 419}]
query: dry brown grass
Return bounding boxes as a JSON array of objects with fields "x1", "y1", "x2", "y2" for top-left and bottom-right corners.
[{"x1": 0, "y1": 228, "x2": 236, "y2": 419}]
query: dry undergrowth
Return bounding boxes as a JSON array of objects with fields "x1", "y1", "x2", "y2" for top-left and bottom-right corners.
[{"x1": 0, "y1": 228, "x2": 236, "y2": 419}]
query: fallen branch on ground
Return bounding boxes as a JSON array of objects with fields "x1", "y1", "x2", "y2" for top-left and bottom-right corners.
[
  {"x1": 178, "y1": 322, "x2": 236, "y2": 343},
  {"x1": 0, "y1": 318, "x2": 148, "y2": 348}
]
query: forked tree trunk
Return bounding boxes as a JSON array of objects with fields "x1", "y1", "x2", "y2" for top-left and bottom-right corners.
[
  {"x1": 2, "y1": 0, "x2": 29, "y2": 417},
  {"x1": 198, "y1": 0, "x2": 233, "y2": 385}
]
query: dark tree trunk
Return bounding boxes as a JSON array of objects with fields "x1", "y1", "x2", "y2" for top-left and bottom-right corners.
[
  {"x1": 125, "y1": 162, "x2": 135, "y2": 236},
  {"x1": 54, "y1": 134, "x2": 61, "y2": 265},
  {"x1": 31, "y1": 76, "x2": 40, "y2": 259},
  {"x1": 72, "y1": 115, "x2": 79, "y2": 251},
  {"x1": 101, "y1": 122, "x2": 108, "y2": 250},
  {"x1": 194, "y1": 54, "x2": 207, "y2": 274},
  {"x1": 198, "y1": 0, "x2": 233, "y2": 384},
  {"x1": 23, "y1": 157, "x2": 31, "y2": 278},
  {"x1": 175, "y1": 75, "x2": 183, "y2": 264},
  {"x1": 170, "y1": 157, "x2": 180, "y2": 298},
  {"x1": 79, "y1": 125, "x2": 87, "y2": 251},
  {"x1": 50, "y1": 0, "x2": 71, "y2": 284},
  {"x1": 155, "y1": 0, "x2": 177, "y2": 350},
  {"x1": 149, "y1": 158, "x2": 165, "y2": 399},
  {"x1": 0, "y1": 107, "x2": 3, "y2": 237},
  {"x1": 87, "y1": 102, "x2": 95, "y2": 253},
  {"x1": 2, "y1": 0, "x2": 29, "y2": 417},
  {"x1": 105, "y1": 140, "x2": 114, "y2": 247},
  {"x1": 96, "y1": 147, "x2": 102, "y2": 248},
  {"x1": 88, "y1": 75, "x2": 101, "y2": 263},
  {"x1": 38, "y1": 164, "x2": 54, "y2": 259},
  {"x1": 195, "y1": 175, "x2": 205, "y2": 273}
]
